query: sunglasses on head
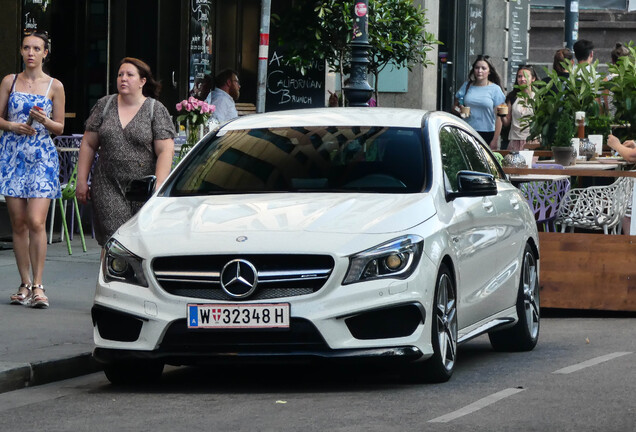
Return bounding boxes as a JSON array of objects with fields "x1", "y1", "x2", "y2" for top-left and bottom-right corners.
[{"x1": 23, "y1": 30, "x2": 49, "y2": 38}]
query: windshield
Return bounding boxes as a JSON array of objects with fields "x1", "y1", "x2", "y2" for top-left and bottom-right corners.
[{"x1": 168, "y1": 126, "x2": 426, "y2": 196}]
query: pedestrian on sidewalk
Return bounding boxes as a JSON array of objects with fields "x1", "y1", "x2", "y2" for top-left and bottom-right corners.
[
  {"x1": 207, "y1": 69, "x2": 240, "y2": 123},
  {"x1": 501, "y1": 65, "x2": 539, "y2": 151},
  {"x1": 76, "y1": 57, "x2": 175, "y2": 246},
  {"x1": 453, "y1": 55, "x2": 505, "y2": 150},
  {"x1": 0, "y1": 31, "x2": 66, "y2": 309}
]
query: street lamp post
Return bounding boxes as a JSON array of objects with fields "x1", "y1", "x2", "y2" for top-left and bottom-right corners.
[{"x1": 343, "y1": 1, "x2": 373, "y2": 107}]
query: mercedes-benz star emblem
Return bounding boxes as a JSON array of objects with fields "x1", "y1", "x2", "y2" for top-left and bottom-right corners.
[{"x1": 220, "y1": 259, "x2": 258, "y2": 298}]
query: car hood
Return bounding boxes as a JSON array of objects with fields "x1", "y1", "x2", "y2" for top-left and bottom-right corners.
[{"x1": 118, "y1": 193, "x2": 435, "y2": 246}]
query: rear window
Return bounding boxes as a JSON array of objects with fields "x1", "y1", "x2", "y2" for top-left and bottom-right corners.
[{"x1": 167, "y1": 126, "x2": 425, "y2": 195}]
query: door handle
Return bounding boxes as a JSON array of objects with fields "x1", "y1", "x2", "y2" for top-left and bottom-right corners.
[{"x1": 172, "y1": 71, "x2": 177, "y2": 89}]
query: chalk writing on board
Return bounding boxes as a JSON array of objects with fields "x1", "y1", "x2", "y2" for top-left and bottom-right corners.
[
  {"x1": 507, "y1": 0, "x2": 530, "y2": 89},
  {"x1": 266, "y1": 50, "x2": 325, "y2": 110},
  {"x1": 468, "y1": 1, "x2": 484, "y2": 57}
]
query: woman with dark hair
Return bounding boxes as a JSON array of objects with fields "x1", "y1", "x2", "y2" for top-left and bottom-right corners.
[
  {"x1": 502, "y1": 65, "x2": 539, "y2": 151},
  {"x1": 603, "y1": 43, "x2": 631, "y2": 115},
  {"x1": 610, "y1": 42, "x2": 630, "y2": 64},
  {"x1": 0, "y1": 31, "x2": 65, "y2": 308},
  {"x1": 76, "y1": 57, "x2": 176, "y2": 245},
  {"x1": 550, "y1": 48, "x2": 573, "y2": 79},
  {"x1": 454, "y1": 55, "x2": 506, "y2": 149}
]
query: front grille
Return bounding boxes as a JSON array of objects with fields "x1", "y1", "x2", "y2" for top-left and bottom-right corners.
[
  {"x1": 159, "y1": 318, "x2": 329, "y2": 353},
  {"x1": 152, "y1": 254, "x2": 334, "y2": 301}
]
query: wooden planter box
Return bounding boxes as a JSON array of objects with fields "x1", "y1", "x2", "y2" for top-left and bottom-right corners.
[{"x1": 539, "y1": 232, "x2": 636, "y2": 311}]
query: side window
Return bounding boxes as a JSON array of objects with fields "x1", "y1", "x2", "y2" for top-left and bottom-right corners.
[
  {"x1": 455, "y1": 129, "x2": 501, "y2": 179},
  {"x1": 439, "y1": 126, "x2": 470, "y2": 193}
]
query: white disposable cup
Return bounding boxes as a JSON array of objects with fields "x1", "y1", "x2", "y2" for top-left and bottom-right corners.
[
  {"x1": 588, "y1": 134, "x2": 603, "y2": 157},
  {"x1": 570, "y1": 138, "x2": 580, "y2": 158},
  {"x1": 519, "y1": 150, "x2": 534, "y2": 168}
]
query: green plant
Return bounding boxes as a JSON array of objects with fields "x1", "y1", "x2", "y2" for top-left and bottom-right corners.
[
  {"x1": 605, "y1": 42, "x2": 636, "y2": 138},
  {"x1": 552, "y1": 112, "x2": 577, "y2": 148},
  {"x1": 520, "y1": 61, "x2": 604, "y2": 149},
  {"x1": 586, "y1": 114, "x2": 613, "y2": 141}
]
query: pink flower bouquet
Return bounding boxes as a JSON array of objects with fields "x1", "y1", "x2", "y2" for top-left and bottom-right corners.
[{"x1": 175, "y1": 97, "x2": 216, "y2": 128}]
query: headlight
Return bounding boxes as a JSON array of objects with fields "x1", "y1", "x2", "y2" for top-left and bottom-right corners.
[
  {"x1": 102, "y1": 239, "x2": 148, "y2": 287},
  {"x1": 343, "y1": 235, "x2": 424, "y2": 285}
]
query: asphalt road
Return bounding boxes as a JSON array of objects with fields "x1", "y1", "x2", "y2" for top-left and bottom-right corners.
[{"x1": 0, "y1": 315, "x2": 634, "y2": 432}]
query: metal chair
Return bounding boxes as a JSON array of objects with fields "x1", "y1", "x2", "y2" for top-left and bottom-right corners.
[
  {"x1": 519, "y1": 178, "x2": 571, "y2": 232},
  {"x1": 49, "y1": 136, "x2": 81, "y2": 245},
  {"x1": 56, "y1": 162, "x2": 87, "y2": 254},
  {"x1": 555, "y1": 176, "x2": 634, "y2": 235}
]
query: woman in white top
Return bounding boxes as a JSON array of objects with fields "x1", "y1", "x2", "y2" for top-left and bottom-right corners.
[{"x1": 502, "y1": 65, "x2": 538, "y2": 151}]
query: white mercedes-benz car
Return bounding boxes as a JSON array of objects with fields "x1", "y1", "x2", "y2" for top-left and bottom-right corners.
[{"x1": 92, "y1": 108, "x2": 540, "y2": 384}]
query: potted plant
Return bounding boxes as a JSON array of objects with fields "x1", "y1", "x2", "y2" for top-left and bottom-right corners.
[
  {"x1": 520, "y1": 61, "x2": 605, "y2": 165},
  {"x1": 604, "y1": 42, "x2": 636, "y2": 140}
]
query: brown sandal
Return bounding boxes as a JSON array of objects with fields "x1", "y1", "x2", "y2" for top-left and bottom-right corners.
[
  {"x1": 30, "y1": 284, "x2": 49, "y2": 309},
  {"x1": 10, "y1": 283, "x2": 32, "y2": 306}
]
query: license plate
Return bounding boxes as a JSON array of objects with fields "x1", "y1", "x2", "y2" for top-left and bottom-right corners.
[{"x1": 187, "y1": 303, "x2": 290, "y2": 329}]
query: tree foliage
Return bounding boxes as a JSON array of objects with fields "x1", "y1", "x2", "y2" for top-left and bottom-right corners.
[{"x1": 273, "y1": 0, "x2": 440, "y2": 105}]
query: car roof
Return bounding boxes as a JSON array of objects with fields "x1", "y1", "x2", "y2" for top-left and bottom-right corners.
[{"x1": 219, "y1": 107, "x2": 434, "y2": 130}]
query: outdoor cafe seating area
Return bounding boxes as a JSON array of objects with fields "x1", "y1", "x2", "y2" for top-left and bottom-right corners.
[{"x1": 499, "y1": 148, "x2": 636, "y2": 312}]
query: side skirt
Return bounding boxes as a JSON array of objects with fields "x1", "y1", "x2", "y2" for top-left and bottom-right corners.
[{"x1": 457, "y1": 317, "x2": 515, "y2": 344}]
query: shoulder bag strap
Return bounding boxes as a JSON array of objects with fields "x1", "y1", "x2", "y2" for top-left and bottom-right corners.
[
  {"x1": 150, "y1": 98, "x2": 156, "y2": 121},
  {"x1": 4, "y1": 74, "x2": 18, "y2": 119},
  {"x1": 102, "y1": 94, "x2": 116, "y2": 118}
]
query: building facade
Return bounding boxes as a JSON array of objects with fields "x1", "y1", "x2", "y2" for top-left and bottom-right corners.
[{"x1": 2, "y1": 1, "x2": 634, "y2": 136}]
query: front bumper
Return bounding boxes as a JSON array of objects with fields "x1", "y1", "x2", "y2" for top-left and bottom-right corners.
[
  {"x1": 92, "y1": 301, "x2": 428, "y2": 366},
  {"x1": 93, "y1": 345, "x2": 424, "y2": 366}
]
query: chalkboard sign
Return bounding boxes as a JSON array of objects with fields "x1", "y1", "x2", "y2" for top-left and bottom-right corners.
[
  {"x1": 189, "y1": 0, "x2": 213, "y2": 92},
  {"x1": 468, "y1": 0, "x2": 484, "y2": 58},
  {"x1": 22, "y1": 0, "x2": 52, "y2": 47},
  {"x1": 265, "y1": 45, "x2": 326, "y2": 112},
  {"x1": 507, "y1": 0, "x2": 530, "y2": 90}
]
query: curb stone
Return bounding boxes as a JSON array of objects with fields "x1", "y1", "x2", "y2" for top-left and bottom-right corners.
[{"x1": 0, "y1": 353, "x2": 102, "y2": 394}]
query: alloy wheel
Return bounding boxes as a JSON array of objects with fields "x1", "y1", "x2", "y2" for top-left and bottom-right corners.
[
  {"x1": 436, "y1": 273, "x2": 457, "y2": 372},
  {"x1": 522, "y1": 250, "x2": 540, "y2": 339}
]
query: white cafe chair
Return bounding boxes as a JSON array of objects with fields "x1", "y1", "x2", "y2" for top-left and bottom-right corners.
[{"x1": 555, "y1": 176, "x2": 634, "y2": 235}]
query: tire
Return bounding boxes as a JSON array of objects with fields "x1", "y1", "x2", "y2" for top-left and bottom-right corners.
[
  {"x1": 103, "y1": 361, "x2": 164, "y2": 386},
  {"x1": 489, "y1": 244, "x2": 540, "y2": 352},
  {"x1": 409, "y1": 263, "x2": 457, "y2": 383}
]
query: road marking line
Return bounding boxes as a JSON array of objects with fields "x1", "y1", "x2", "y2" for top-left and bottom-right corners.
[
  {"x1": 428, "y1": 388, "x2": 525, "y2": 423},
  {"x1": 552, "y1": 352, "x2": 632, "y2": 375}
]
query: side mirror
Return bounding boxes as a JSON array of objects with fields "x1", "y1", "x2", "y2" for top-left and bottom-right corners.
[
  {"x1": 449, "y1": 171, "x2": 497, "y2": 199},
  {"x1": 125, "y1": 175, "x2": 157, "y2": 202}
]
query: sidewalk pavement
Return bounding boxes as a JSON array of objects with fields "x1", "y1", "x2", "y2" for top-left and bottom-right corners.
[{"x1": 0, "y1": 235, "x2": 103, "y2": 393}]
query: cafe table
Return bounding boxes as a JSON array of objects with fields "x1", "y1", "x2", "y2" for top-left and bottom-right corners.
[
  {"x1": 535, "y1": 158, "x2": 631, "y2": 171},
  {"x1": 507, "y1": 173, "x2": 570, "y2": 185}
]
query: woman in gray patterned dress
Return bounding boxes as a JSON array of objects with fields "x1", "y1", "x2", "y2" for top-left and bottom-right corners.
[{"x1": 76, "y1": 57, "x2": 175, "y2": 245}]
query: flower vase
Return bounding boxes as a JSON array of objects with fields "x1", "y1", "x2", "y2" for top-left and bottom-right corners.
[{"x1": 181, "y1": 121, "x2": 203, "y2": 159}]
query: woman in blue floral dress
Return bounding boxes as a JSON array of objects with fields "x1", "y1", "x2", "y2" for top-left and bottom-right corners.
[{"x1": 0, "y1": 32, "x2": 66, "y2": 308}]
